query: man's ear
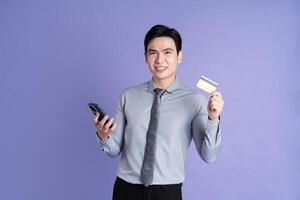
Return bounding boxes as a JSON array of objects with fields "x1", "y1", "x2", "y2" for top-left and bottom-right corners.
[
  {"x1": 144, "y1": 52, "x2": 147, "y2": 63},
  {"x1": 177, "y1": 50, "x2": 183, "y2": 64}
]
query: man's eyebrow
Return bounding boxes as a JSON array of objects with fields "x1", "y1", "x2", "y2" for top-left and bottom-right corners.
[
  {"x1": 163, "y1": 48, "x2": 174, "y2": 51},
  {"x1": 147, "y1": 48, "x2": 174, "y2": 52},
  {"x1": 147, "y1": 49, "x2": 157, "y2": 52}
]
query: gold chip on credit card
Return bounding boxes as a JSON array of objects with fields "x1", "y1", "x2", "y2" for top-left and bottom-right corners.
[{"x1": 197, "y1": 76, "x2": 218, "y2": 93}]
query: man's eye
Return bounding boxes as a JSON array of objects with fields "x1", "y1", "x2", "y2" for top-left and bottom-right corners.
[
  {"x1": 149, "y1": 52, "x2": 156, "y2": 55},
  {"x1": 165, "y1": 51, "x2": 172, "y2": 54}
]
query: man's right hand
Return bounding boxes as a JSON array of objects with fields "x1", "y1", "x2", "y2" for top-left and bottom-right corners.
[{"x1": 94, "y1": 113, "x2": 117, "y2": 140}]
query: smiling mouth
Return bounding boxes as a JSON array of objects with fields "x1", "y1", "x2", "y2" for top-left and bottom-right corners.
[{"x1": 154, "y1": 66, "x2": 167, "y2": 72}]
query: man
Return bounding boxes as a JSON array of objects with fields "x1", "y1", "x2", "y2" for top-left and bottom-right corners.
[{"x1": 93, "y1": 24, "x2": 224, "y2": 200}]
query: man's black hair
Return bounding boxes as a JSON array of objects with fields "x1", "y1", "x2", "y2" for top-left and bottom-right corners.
[{"x1": 144, "y1": 24, "x2": 182, "y2": 54}]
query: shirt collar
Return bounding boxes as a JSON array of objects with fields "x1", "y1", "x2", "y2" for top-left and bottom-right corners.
[{"x1": 148, "y1": 77, "x2": 183, "y2": 94}]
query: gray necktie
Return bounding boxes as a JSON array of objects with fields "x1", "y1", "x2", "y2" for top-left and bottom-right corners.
[{"x1": 141, "y1": 88, "x2": 165, "y2": 187}]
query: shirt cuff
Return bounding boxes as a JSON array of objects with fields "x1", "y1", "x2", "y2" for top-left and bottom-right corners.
[
  {"x1": 96, "y1": 131, "x2": 109, "y2": 142},
  {"x1": 96, "y1": 132, "x2": 111, "y2": 152}
]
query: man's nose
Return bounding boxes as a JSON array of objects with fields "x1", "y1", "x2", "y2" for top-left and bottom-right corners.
[{"x1": 155, "y1": 53, "x2": 164, "y2": 63}]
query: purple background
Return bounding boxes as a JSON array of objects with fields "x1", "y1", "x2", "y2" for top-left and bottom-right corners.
[{"x1": 1, "y1": 0, "x2": 299, "y2": 199}]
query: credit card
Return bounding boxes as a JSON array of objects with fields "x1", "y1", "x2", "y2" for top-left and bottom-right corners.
[{"x1": 197, "y1": 76, "x2": 218, "y2": 93}]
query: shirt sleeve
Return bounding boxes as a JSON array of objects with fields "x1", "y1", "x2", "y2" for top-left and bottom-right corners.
[
  {"x1": 96, "y1": 92, "x2": 127, "y2": 157},
  {"x1": 191, "y1": 97, "x2": 222, "y2": 163}
]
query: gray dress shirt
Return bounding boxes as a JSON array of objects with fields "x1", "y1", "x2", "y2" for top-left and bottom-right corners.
[{"x1": 97, "y1": 78, "x2": 221, "y2": 185}]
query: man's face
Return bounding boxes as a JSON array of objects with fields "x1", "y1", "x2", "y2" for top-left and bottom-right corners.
[{"x1": 145, "y1": 37, "x2": 183, "y2": 83}]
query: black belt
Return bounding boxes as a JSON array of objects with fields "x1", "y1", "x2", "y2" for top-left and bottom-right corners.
[{"x1": 116, "y1": 176, "x2": 183, "y2": 190}]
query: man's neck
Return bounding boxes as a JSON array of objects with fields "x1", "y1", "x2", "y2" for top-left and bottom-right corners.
[{"x1": 153, "y1": 75, "x2": 176, "y2": 89}]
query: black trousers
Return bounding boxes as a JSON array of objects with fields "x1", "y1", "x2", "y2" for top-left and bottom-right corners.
[{"x1": 112, "y1": 177, "x2": 182, "y2": 200}]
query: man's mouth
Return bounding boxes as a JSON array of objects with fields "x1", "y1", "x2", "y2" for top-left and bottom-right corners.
[{"x1": 154, "y1": 66, "x2": 167, "y2": 72}]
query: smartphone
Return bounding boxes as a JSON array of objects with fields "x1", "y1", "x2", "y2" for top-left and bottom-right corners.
[{"x1": 88, "y1": 103, "x2": 113, "y2": 128}]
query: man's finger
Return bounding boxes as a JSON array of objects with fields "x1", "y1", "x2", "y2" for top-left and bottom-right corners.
[
  {"x1": 210, "y1": 100, "x2": 223, "y2": 109},
  {"x1": 210, "y1": 95, "x2": 224, "y2": 104},
  {"x1": 110, "y1": 122, "x2": 118, "y2": 132},
  {"x1": 209, "y1": 102, "x2": 223, "y2": 112},
  {"x1": 104, "y1": 118, "x2": 115, "y2": 130},
  {"x1": 100, "y1": 115, "x2": 109, "y2": 127},
  {"x1": 210, "y1": 91, "x2": 222, "y2": 99},
  {"x1": 210, "y1": 98, "x2": 224, "y2": 105},
  {"x1": 94, "y1": 113, "x2": 100, "y2": 124}
]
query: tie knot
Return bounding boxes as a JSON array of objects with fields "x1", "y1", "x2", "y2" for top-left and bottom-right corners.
[{"x1": 153, "y1": 88, "x2": 165, "y2": 96}]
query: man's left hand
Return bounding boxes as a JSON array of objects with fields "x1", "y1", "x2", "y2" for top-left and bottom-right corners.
[{"x1": 208, "y1": 91, "x2": 224, "y2": 120}]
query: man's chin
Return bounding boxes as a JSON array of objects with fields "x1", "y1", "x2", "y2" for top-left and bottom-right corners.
[
  {"x1": 153, "y1": 74, "x2": 167, "y2": 80},
  {"x1": 152, "y1": 74, "x2": 175, "y2": 82}
]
